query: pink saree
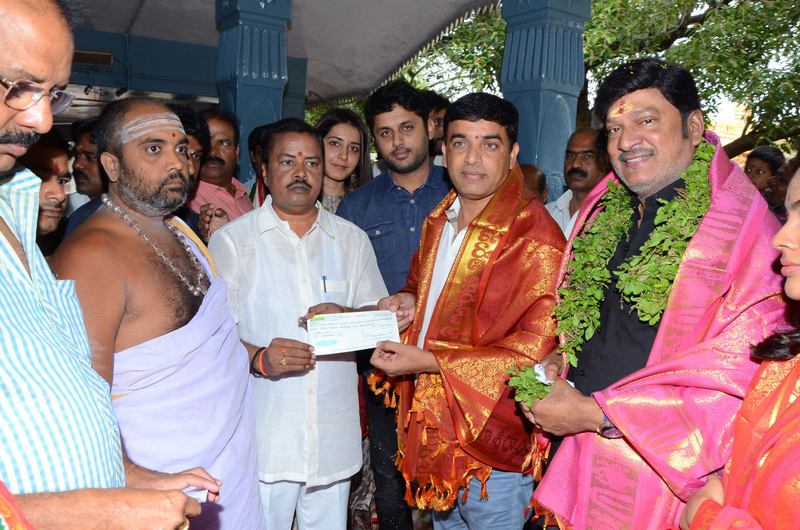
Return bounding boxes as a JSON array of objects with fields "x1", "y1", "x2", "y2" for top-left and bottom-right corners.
[{"x1": 534, "y1": 132, "x2": 787, "y2": 528}]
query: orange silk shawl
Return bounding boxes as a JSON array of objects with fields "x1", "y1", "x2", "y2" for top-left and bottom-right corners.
[
  {"x1": 371, "y1": 166, "x2": 565, "y2": 510},
  {"x1": 691, "y1": 354, "x2": 800, "y2": 529}
]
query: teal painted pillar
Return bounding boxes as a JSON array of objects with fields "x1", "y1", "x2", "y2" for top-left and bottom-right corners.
[
  {"x1": 282, "y1": 57, "x2": 307, "y2": 119},
  {"x1": 216, "y1": 0, "x2": 290, "y2": 186},
  {"x1": 500, "y1": 0, "x2": 591, "y2": 200}
]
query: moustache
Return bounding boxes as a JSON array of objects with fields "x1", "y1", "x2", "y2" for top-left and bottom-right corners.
[
  {"x1": 156, "y1": 171, "x2": 188, "y2": 190},
  {"x1": 566, "y1": 168, "x2": 588, "y2": 180},
  {"x1": 42, "y1": 201, "x2": 66, "y2": 212},
  {"x1": 619, "y1": 148, "x2": 655, "y2": 163},
  {"x1": 0, "y1": 131, "x2": 40, "y2": 147},
  {"x1": 287, "y1": 178, "x2": 311, "y2": 190},
  {"x1": 203, "y1": 156, "x2": 225, "y2": 166},
  {"x1": 72, "y1": 167, "x2": 87, "y2": 181}
]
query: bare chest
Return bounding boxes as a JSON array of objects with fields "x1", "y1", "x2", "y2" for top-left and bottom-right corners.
[{"x1": 118, "y1": 233, "x2": 210, "y2": 343}]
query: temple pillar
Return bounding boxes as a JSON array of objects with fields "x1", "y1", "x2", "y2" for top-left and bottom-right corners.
[
  {"x1": 282, "y1": 57, "x2": 308, "y2": 119},
  {"x1": 500, "y1": 0, "x2": 592, "y2": 200},
  {"x1": 215, "y1": 0, "x2": 290, "y2": 185}
]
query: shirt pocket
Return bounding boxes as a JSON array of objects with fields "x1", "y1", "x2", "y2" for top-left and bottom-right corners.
[
  {"x1": 364, "y1": 220, "x2": 395, "y2": 267},
  {"x1": 320, "y1": 279, "x2": 349, "y2": 306}
]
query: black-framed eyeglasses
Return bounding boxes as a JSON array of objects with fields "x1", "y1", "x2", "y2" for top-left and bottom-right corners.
[{"x1": 0, "y1": 78, "x2": 76, "y2": 115}]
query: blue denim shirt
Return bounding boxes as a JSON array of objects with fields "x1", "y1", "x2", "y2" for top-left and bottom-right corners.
[{"x1": 336, "y1": 164, "x2": 450, "y2": 295}]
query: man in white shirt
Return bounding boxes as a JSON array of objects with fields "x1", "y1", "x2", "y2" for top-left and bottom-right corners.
[
  {"x1": 545, "y1": 128, "x2": 610, "y2": 237},
  {"x1": 208, "y1": 118, "x2": 387, "y2": 530}
]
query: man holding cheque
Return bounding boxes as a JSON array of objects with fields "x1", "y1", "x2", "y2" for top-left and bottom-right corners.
[
  {"x1": 369, "y1": 93, "x2": 565, "y2": 529},
  {"x1": 208, "y1": 118, "x2": 387, "y2": 530}
]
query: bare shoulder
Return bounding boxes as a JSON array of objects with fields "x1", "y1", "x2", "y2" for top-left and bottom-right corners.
[{"x1": 51, "y1": 216, "x2": 132, "y2": 277}]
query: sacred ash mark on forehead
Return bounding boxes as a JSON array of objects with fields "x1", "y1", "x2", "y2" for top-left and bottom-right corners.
[
  {"x1": 120, "y1": 113, "x2": 185, "y2": 144},
  {"x1": 609, "y1": 101, "x2": 633, "y2": 118}
]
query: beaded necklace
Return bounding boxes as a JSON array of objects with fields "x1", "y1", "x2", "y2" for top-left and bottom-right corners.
[{"x1": 101, "y1": 194, "x2": 208, "y2": 297}]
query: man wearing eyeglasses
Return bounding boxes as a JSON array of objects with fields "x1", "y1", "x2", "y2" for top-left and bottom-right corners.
[
  {"x1": 545, "y1": 128, "x2": 610, "y2": 238},
  {"x1": 0, "y1": 1, "x2": 213, "y2": 528}
]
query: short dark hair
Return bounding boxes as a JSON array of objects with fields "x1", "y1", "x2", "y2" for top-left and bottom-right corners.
[
  {"x1": 70, "y1": 118, "x2": 97, "y2": 144},
  {"x1": 259, "y1": 118, "x2": 322, "y2": 164},
  {"x1": 248, "y1": 124, "x2": 271, "y2": 155},
  {"x1": 747, "y1": 145, "x2": 786, "y2": 176},
  {"x1": 364, "y1": 80, "x2": 429, "y2": 133},
  {"x1": 520, "y1": 163, "x2": 546, "y2": 196},
  {"x1": 569, "y1": 127, "x2": 611, "y2": 171},
  {"x1": 420, "y1": 89, "x2": 450, "y2": 114},
  {"x1": 444, "y1": 92, "x2": 519, "y2": 145},
  {"x1": 595, "y1": 57, "x2": 701, "y2": 131},
  {"x1": 569, "y1": 127, "x2": 604, "y2": 153},
  {"x1": 170, "y1": 105, "x2": 211, "y2": 153},
  {"x1": 199, "y1": 108, "x2": 240, "y2": 146},
  {"x1": 21, "y1": 130, "x2": 69, "y2": 161},
  {"x1": 315, "y1": 108, "x2": 372, "y2": 191},
  {"x1": 94, "y1": 97, "x2": 171, "y2": 158}
]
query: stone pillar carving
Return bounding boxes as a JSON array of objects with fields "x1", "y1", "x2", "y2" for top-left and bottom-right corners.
[
  {"x1": 215, "y1": 0, "x2": 291, "y2": 186},
  {"x1": 500, "y1": 0, "x2": 591, "y2": 200}
]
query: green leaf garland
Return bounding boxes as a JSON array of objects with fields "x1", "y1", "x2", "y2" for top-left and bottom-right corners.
[
  {"x1": 508, "y1": 141, "x2": 714, "y2": 405},
  {"x1": 507, "y1": 365, "x2": 553, "y2": 402}
]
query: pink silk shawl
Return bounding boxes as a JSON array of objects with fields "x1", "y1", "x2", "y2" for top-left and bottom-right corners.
[{"x1": 534, "y1": 132, "x2": 787, "y2": 529}]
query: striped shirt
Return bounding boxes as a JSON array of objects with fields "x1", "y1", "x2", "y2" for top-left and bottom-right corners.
[{"x1": 0, "y1": 169, "x2": 124, "y2": 494}]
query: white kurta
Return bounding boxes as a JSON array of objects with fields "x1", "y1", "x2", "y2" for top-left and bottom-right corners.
[{"x1": 209, "y1": 197, "x2": 388, "y2": 487}]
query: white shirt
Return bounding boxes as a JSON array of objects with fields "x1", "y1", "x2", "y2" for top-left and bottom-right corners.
[
  {"x1": 417, "y1": 198, "x2": 467, "y2": 348},
  {"x1": 545, "y1": 189, "x2": 577, "y2": 238},
  {"x1": 208, "y1": 197, "x2": 388, "y2": 487}
]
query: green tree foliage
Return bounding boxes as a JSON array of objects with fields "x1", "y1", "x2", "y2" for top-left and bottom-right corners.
[
  {"x1": 400, "y1": 10, "x2": 506, "y2": 97},
  {"x1": 304, "y1": 100, "x2": 366, "y2": 130},
  {"x1": 400, "y1": 1, "x2": 799, "y2": 156}
]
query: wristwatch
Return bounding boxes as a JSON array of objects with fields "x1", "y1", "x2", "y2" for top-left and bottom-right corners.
[{"x1": 597, "y1": 414, "x2": 624, "y2": 439}]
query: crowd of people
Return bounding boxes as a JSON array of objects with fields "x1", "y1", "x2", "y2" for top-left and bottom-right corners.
[{"x1": 0, "y1": 1, "x2": 798, "y2": 529}]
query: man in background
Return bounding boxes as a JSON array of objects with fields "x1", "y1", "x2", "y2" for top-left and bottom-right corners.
[
  {"x1": 337, "y1": 80, "x2": 450, "y2": 530},
  {"x1": 64, "y1": 118, "x2": 107, "y2": 234},
  {"x1": 545, "y1": 128, "x2": 610, "y2": 237},
  {"x1": 187, "y1": 109, "x2": 253, "y2": 221},
  {"x1": 19, "y1": 130, "x2": 69, "y2": 253},
  {"x1": 421, "y1": 89, "x2": 449, "y2": 160}
]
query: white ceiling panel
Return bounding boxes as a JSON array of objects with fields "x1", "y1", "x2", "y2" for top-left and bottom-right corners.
[{"x1": 77, "y1": 0, "x2": 495, "y2": 101}]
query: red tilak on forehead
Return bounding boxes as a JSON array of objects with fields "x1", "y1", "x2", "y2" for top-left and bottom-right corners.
[
  {"x1": 298, "y1": 151, "x2": 304, "y2": 157},
  {"x1": 609, "y1": 101, "x2": 633, "y2": 118}
]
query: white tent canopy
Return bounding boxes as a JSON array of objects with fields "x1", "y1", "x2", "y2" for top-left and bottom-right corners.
[{"x1": 79, "y1": 0, "x2": 495, "y2": 102}]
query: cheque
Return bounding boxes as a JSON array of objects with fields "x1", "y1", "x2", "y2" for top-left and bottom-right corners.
[{"x1": 307, "y1": 310, "x2": 401, "y2": 355}]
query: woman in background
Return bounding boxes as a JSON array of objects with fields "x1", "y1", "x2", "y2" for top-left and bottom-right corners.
[{"x1": 315, "y1": 109, "x2": 372, "y2": 213}]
